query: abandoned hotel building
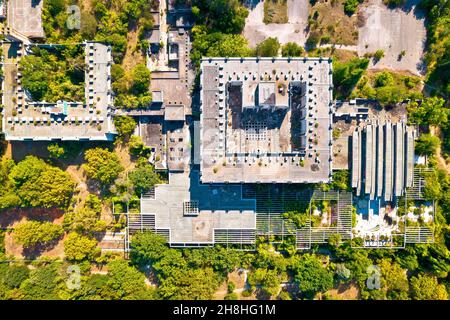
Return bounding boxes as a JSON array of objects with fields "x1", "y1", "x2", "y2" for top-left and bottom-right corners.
[
  {"x1": 2, "y1": 42, "x2": 115, "y2": 141},
  {"x1": 1, "y1": 35, "x2": 432, "y2": 248}
]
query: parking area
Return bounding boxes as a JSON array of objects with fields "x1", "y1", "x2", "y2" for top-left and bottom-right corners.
[{"x1": 358, "y1": 0, "x2": 427, "y2": 75}]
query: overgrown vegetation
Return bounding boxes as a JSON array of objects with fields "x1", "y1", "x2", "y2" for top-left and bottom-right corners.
[
  {"x1": 333, "y1": 57, "x2": 369, "y2": 99},
  {"x1": 281, "y1": 42, "x2": 304, "y2": 57},
  {"x1": 351, "y1": 71, "x2": 422, "y2": 106},
  {"x1": 420, "y1": 0, "x2": 450, "y2": 98},
  {"x1": 42, "y1": 0, "x2": 157, "y2": 109},
  {"x1": 263, "y1": 0, "x2": 288, "y2": 24},
  {"x1": 112, "y1": 63, "x2": 152, "y2": 108},
  {"x1": 20, "y1": 46, "x2": 85, "y2": 102},
  {"x1": 308, "y1": 0, "x2": 360, "y2": 47}
]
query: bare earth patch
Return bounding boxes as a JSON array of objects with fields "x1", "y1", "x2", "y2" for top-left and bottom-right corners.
[
  {"x1": 213, "y1": 269, "x2": 251, "y2": 300},
  {"x1": 323, "y1": 281, "x2": 361, "y2": 300}
]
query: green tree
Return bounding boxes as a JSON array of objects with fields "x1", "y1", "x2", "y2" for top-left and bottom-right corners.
[
  {"x1": 9, "y1": 156, "x2": 75, "y2": 208},
  {"x1": 114, "y1": 115, "x2": 137, "y2": 139},
  {"x1": 306, "y1": 31, "x2": 321, "y2": 48},
  {"x1": 13, "y1": 221, "x2": 64, "y2": 248},
  {"x1": 64, "y1": 194, "x2": 106, "y2": 234},
  {"x1": 192, "y1": 0, "x2": 249, "y2": 34},
  {"x1": 129, "y1": 163, "x2": 161, "y2": 195},
  {"x1": 383, "y1": 0, "x2": 406, "y2": 6},
  {"x1": 333, "y1": 58, "x2": 369, "y2": 99},
  {"x1": 130, "y1": 231, "x2": 169, "y2": 267},
  {"x1": 379, "y1": 259, "x2": 409, "y2": 300},
  {"x1": 330, "y1": 170, "x2": 351, "y2": 191},
  {"x1": 0, "y1": 158, "x2": 20, "y2": 209},
  {"x1": 344, "y1": 0, "x2": 363, "y2": 15},
  {"x1": 374, "y1": 72, "x2": 394, "y2": 87},
  {"x1": 19, "y1": 264, "x2": 61, "y2": 300},
  {"x1": 293, "y1": 254, "x2": 334, "y2": 299},
  {"x1": 158, "y1": 267, "x2": 220, "y2": 300},
  {"x1": 281, "y1": 42, "x2": 304, "y2": 57},
  {"x1": 129, "y1": 135, "x2": 147, "y2": 156},
  {"x1": 410, "y1": 274, "x2": 448, "y2": 300},
  {"x1": 191, "y1": 25, "x2": 253, "y2": 67},
  {"x1": 81, "y1": 12, "x2": 98, "y2": 39},
  {"x1": 64, "y1": 232, "x2": 99, "y2": 261},
  {"x1": 45, "y1": 0, "x2": 65, "y2": 16},
  {"x1": 248, "y1": 268, "x2": 281, "y2": 297},
  {"x1": 83, "y1": 148, "x2": 124, "y2": 185},
  {"x1": 106, "y1": 259, "x2": 153, "y2": 300},
  {"x1": 415, "y1": 134, "x2": 441, "y2": 156},
  {"x1": 423, "y1": 172, "x2": 442, "y2": 201},
  {"x1": 373, "y1": 49, "x2": 385, "y2": 61},
  {"x1": 2, "y1": 265, "x2": 30, "y2": 289},
  {"x1": 255, "y1": 37, "x2": 280, "y2": 57},
  {"x1": 131, "y1": 63, "x2": 151, "y2": 95},
  {"x1": 408, "y1": 97, "x2": 449, "y2": 127}
]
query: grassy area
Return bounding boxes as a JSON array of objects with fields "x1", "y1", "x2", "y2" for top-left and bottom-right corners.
[
  {"x1": 308, "y1": 0, "x2": 360, "y2": 46},
  {"x1": 264, "y1": 0, "x2": 288, "y2": 24}
]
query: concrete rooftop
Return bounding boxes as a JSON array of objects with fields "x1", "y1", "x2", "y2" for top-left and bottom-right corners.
[
  {"x1": 199, "y1": 57, "x2": 333, "y2": 183},
  {"x1": 1, "y1": 42, "x2": 115, "y2": 141}
]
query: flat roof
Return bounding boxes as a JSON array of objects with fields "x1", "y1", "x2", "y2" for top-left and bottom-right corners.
[
  {"x1": 199, "y1": 57, "x2": 333, "y2": 183},
  {"x1": 141, "y1": 171, "x2": 256, "y2": 244},
  {"x1": 1, "y1": 42, "x2": 115, "y2": 141},
  {"x1": 164, "y1": 104, "x2": 185, "y2": 121}
]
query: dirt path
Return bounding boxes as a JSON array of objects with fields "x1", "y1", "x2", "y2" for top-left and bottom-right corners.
[{"x1": 431, "y1": 127, "x2": 450, "y2": 174}]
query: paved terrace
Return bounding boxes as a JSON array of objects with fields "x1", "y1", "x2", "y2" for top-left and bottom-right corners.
[
  {"x1": 200, "y1": 57, "x2": 333, "y2": 183},
  {"x1": 1, "y1": 42, "x2": 115, "y2": 141},
  {"x1": 141, "y1": 170, "x2": 256, "y2": 244}
]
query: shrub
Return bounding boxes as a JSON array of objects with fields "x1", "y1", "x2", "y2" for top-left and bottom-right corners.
[
  {"x1": 306, "y1": 31, "x2": 321, "y2": 48},
  {"x1": 373, "y1": 49, "x2": 385, "y2": 61},
  {"x1": 47, "y1": 143, "x2": 66, "y2": 159},
  {"x1": 344, "y1": 0, "x2": 362, "y2": 15},
  {"x1": 281, "y1": 42, "x2": 304, "y2": 57},
  {"x1": 255, "y1": 37, "x2": 280, "y2": 57},
  {"x1": 374, "y1": 72, "x2": 394, "y2": 87},
  {"x1": 227, "y1": 281, "x2": 236, "y2": 293}
]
